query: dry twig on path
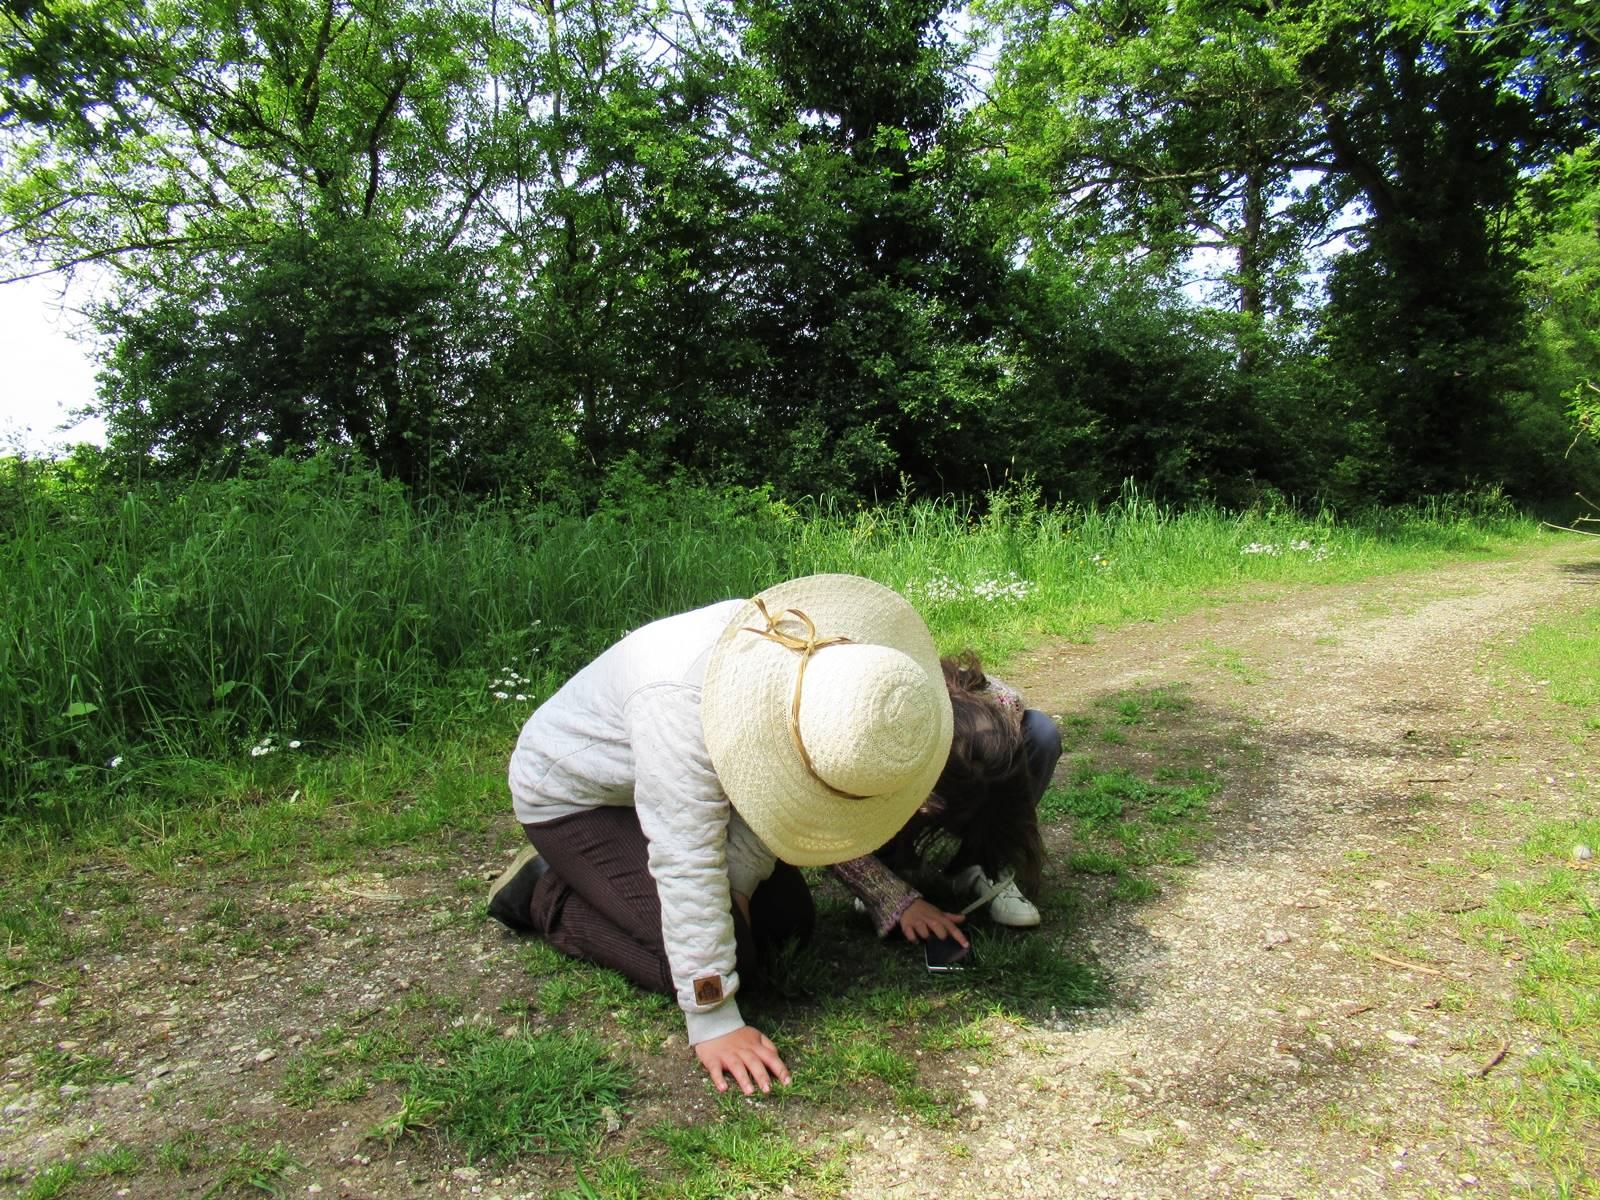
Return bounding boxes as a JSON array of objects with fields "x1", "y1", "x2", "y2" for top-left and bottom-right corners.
[
  {"x1": 1369, "y1": 950, "x2": 1445, "y2": 976},
  {"x1": 1472, "y1": 1040, "x2": 1510, "y2": 1078}
]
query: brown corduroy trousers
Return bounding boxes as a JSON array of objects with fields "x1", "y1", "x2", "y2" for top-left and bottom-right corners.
[{"x1": 520, "y1": 806, "x2": 814, "y2": 999}]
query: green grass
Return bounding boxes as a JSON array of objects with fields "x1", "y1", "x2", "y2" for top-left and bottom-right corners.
[
  {"x1": 553, "y1": 1111, "x2": 839, "y2": 1200},
  {"x1": 1507, "y1": 603, "x2": 1600, "y2": 737},
  {"x1": 35, "y1": 1133, "x2": 286, "y2": 1199},
  {"x1": 153, "y1": 1131, "x2": 213, "y2": 1172},
  {"x1": 199, "y1": 1142, "x2": 297, "y2": 1200},
  {"x1": 379, "y1": 1025, "x2": 631, "y2": 1163},
  {"x1": 30, "y1": 1046, "x2": 128, "y2": 1088},
  {"x1": 786, "y1": 1007, "x2": 940, "y2": 1114},
  {"x1": 1473, "y1": 604, "x2": 1600, "y2": 1197},
  {"x1": 19, "y1": 1164, "x2": 78, "y2": 1200},
  {"x1": 1043, "y1": 760, "x2": 1219, "y2": 882},
  {"x1": 1461, "y1": 857, "x2": 1600, "y2": 1196},
  {"x1": 649, "y1": 1110, "x2": 834, "y2": 1199}
]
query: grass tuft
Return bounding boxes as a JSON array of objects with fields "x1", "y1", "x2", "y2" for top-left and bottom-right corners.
[
  {"x1": 650, "y1": 1110, "x2": 826, "y2": 1200},
  {"x1": 381, "y1": 1026, "x2": 630, "y2": 1163},
  {"x1": 199, "y1": 1142, "x2": 297, "y2": 1200}
]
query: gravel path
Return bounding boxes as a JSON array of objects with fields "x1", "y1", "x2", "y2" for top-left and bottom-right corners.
[{"x1": 837, "y1": 539, "x2": 1598, "y2": 1199}]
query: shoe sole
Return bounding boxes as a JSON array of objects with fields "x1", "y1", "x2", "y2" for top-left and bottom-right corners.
[
  {"x1": 989, "y1": 906, "x2": 1042, "y2": 928},
  {"x1": 490, "y1": 844, "x2": 542, "y2": 903}
]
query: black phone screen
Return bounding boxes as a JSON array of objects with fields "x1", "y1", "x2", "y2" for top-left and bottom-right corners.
[{"x1": 924, "y1": 933, "x2": 974, "y2": 971}]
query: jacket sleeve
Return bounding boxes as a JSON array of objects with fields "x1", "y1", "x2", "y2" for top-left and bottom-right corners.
[
  {"x1": 830, "y1": 855, "x2": 920, "y2": 936},
  {"x1": 626, "y1": 681, "x2": 747, "y2": 1046},
  {"x1": 725, "y1": 808, "x2": 777, "y2": 902}
]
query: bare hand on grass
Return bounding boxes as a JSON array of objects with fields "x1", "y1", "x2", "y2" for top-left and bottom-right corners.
[{"x1": 695, "y1": 1025, "x2": 790, "y2": 1095}]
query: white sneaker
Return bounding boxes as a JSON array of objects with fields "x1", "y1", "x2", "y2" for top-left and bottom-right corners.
[{"x1": 953, "y1": 864, "x2": 1041, "y2": 928}]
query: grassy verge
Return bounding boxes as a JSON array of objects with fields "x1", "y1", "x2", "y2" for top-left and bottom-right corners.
[
  {"x1": 2, "y1": 453, "x2": 1535, "y2": 825},
  {"x1": 1472, "y1": 604, "x2": 1600, "y2": 1197},
  {"x1": 0, "y1": 465, "x2": 1538, "y2": 969}
]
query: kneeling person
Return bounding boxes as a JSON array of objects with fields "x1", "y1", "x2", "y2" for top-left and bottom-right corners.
[{"x1": 489, "y1": 574, "x2": 953, "y2": 1095}]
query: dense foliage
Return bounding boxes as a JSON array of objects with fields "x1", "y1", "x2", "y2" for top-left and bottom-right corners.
[{"x1": 3, "y1": 0, "x2": 1596, "y2": 504}]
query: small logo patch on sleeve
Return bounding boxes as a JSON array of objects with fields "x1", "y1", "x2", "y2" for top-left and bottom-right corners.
[{"x1": 693, "y1": 974, "x2": 725, "y2": 1005}]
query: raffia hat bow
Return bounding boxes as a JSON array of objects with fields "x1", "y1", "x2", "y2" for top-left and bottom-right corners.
[{"x1": 701, "y1": 574, "x2": 953, "y2": 866}]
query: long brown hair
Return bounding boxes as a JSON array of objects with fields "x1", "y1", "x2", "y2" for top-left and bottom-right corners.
[{"x1": 889, "y1": 652, "x2": 1045, "y2": 897}]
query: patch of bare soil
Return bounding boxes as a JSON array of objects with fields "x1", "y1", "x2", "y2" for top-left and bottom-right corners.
[{"x1": 2, "y1": 540, "x2": 1596, "y2": 1200}]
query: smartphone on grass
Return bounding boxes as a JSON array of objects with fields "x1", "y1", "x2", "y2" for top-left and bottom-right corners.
[{"x1": 923, "y1": 933, "x2": 975, "y2": 972}]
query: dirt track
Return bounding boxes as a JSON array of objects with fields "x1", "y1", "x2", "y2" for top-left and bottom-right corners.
[{"x1": 838, "y1": 538, "x2": 1599, "y2": 1199}]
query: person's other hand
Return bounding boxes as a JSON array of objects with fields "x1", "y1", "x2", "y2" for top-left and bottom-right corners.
[
  {"x1": 898, "y1": 898, "x2": 967, "y2": 946},
  {"x1": 694, "y1": 1025, "x2": 790, "y2": 1095}
]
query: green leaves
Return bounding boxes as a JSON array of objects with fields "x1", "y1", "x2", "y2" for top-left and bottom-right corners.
[
  {"x1": 3, "y1": 0, "x2": 1596, "y2": 507},
  {"x1": 1, "y1": 0, "x2": 496, "y2": 282}
]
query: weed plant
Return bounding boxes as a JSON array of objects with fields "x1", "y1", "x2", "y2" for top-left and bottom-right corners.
[{"x1": 1, "y1": 452, "x2": 1535, "y2": 822}]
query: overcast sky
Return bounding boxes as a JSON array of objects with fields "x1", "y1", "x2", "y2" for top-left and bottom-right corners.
[{"x1": 1, "y1": 273, "x2": 106, "y2": 456}]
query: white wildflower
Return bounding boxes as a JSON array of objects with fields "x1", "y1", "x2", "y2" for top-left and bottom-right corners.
[
  {"x1": 288, "y1": 740, "x2": 302, "y2": 749},
  {"x1": 916, "y1": 570, "x2": 1036, "y2": 605},
  {"x1": 972, "y1": 571, "x2": 1036, "y2": 602},
  {"x1": 494, "y1": 691, "x2": 509, "y2": 701},
  {"x1": 108, "y1": 755, "x2": 125, "y2": 769}
]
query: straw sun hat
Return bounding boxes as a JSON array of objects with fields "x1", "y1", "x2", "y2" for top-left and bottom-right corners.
[{"x1": 701, "y1": 573, "x2": 954, "y2": 867}]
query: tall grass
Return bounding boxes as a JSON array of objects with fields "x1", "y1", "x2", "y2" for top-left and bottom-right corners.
[
  {"x1": 0, "y1": 455, "x2": 1536, "y2": 820},
  {"x1": 0, "y1": 455, "x2": 790, "y2": 816}
]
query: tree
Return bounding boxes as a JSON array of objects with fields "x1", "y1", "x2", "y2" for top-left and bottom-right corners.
[
  {"x1": 982, "y1": 0, "x2": 1597, "y2": 500},
  {"x1": 1515, "y1": 145, "x2": 1600, "y2": 495},
  {"x1": 1, "y1": 0, "x2": 548, "y2": 484},
  {"x1": 984, "y1": 0, "x2": 1324, "y2": 333},
  {"x1": 1296, "y1": 0, "x2": 1585, "y2": 495},
  {"x1": 724, "y1": 0, "x2": 1018, "y2": 498},
  {"x1": 1, "y1": 0, "x2": 496, "y2": 285},
  {"x1": 474, "y1": 0, "x2": 774, "y2": 487},
  {"x1": 94, "y1": 221, "x2": 535, "y2": 488},
  {"x1": 981, "y1": 0, "x2": 1356, "y2": 502}
]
